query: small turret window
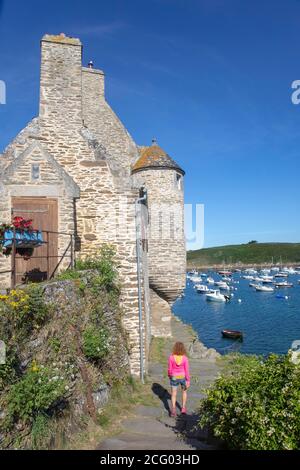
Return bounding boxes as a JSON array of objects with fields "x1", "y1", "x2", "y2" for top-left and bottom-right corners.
[{"x1": 176, "y1": 172, "x2": 183, "y2": 191}]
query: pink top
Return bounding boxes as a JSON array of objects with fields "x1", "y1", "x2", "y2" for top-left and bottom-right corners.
[{"x1": 168, "y1": 354, "x2": 190, "y2": 384}]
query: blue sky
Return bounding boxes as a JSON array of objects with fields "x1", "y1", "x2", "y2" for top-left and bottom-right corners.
[{"x1": 0, "y1": 0, "x2": 300, "y2": 249}]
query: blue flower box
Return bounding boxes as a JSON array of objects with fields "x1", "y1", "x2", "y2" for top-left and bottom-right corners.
[{"x1": 2, "y1": 229, "x2": 43, "y2": 248}]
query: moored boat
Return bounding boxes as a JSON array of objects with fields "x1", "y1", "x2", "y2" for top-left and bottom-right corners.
[
  {"x1": 206, "y1": 290, "x2": 230, "y2": 302},
  {"x1": 275, "y1": 282, "x2": 293, "y2": 288},
  {"x1": 196, "y1": 284, "x2": 210, "y2": 293},
  {"x1": 222, "y1": 329, "x2": 243, "y2": 340},
  {"x1": 255, "y1": 284, "x2": 274, "y2": 292}
]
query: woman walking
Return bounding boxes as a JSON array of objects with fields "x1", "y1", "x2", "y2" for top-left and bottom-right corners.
[{"x1": 168, "y1": 342, "x2": 190, "y2": 417}]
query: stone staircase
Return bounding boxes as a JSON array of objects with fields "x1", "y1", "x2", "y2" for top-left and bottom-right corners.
[{"x1": 97, "y1": 316, "x2": 222, "y2": 450}]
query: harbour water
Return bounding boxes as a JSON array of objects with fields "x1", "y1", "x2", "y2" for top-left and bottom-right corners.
[{"x1": 173, "y1": 272, "x2": 300, "y2": 356}]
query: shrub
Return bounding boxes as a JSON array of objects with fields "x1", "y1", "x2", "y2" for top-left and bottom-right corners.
[
  {"x1": 82, "y1": 326, "x2": 109, "y2": 362},
  {"x1": 198, "y1": 354, "x2": 300, "y2": 450},
  {"x1": 25, "y1": 285, "x2": 49, "y2": 327},
  {"x1": 0, "y1": 286, "x2": 49, "y2": 342},
  {"x1": 4, "y1": 363, "x2": 68, "y2": 427},
  {"x1": 75, "y1": 245, "x2": 118, "y2": 291}
]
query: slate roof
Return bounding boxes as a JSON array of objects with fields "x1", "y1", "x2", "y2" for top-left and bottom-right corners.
[{"x1": 131, "y1": 143, "x2": 184, "y2": 175}]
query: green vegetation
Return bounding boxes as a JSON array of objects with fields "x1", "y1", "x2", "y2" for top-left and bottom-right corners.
[
  {"x1": 82, "y1": 326, "x2": 109, "y2": 362},
  {"x1": 198, "y1": 354, "x2": 300, "y2": 450},
  {"x1": 0, "y1": 245, "x2": 132, "y2": 449},
  {"x1": 187, "y1": 242, "x2": 300, "y2": 266},
  {"x1": 4, "y1": 363, "x2": 69, "y2": 428},
  {"x1": 56, "y1": 245, "x2": 118, "y2": 291}
]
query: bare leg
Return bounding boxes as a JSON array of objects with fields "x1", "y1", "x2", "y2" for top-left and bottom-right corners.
[
  {"x1": 182, "y1": 390, "x2": 187, "y2": 409},
  {"x1": 171, "y1": 387, "x2": 177, "y2": 410}
]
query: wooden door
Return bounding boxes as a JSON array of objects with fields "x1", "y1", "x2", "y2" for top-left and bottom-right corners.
[{"x1": 12, "y1": 198, "x2": 58, "y2": 285}]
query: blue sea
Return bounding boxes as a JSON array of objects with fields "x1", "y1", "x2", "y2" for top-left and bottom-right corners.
[{"x1": 173, "y1": 272, "x2": 300, "y2": 356}]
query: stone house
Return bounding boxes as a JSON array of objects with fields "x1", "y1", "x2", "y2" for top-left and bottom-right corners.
[{"x1": 0, "y1": 33, "x2": 186, "y2": 376}]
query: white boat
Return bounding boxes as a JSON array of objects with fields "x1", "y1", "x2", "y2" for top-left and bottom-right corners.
[
  {"x1": 253, "y1": 276, "x2": 264, "y2": 282},
  {"x1": 190, "y1": 275, "x2": 202, "y2": 283},
  {"x1": 222, "y1": 276, "x2": 231, "y2": 282},
  {"x1": 271, "y1": 267, "x2": 280, "y2": 272},
  {"x1": 274, "y1": 273, "x2": 289, "y2": 278},
  {"x1": 249, "y1": 282, "x2": 259, "y2": 288},
  {"x1": 275, "y1": 281, "x2": 293, "y2": 288},
  {"x1": 244, "y1": 268, "x2": 257, "y2": 275},
  {"x1": 255, "y1": 284, "x2": 274, "y2": 292},
  {"x1": 214, "y1": 280, "x2": 228, "y2": 287},
  {"x1": 196, "y1": 284, "x2": 210, "y2": 293},
  {"x1": 219, "y1": 282, "x2": 230, "y2": 291},
  {"x1": 207, "y1": 277, "x2": 214, "y2": 284},
  {"x1": 243, "y1": 275, "x2": 254, "y2": 280},
  {"x1": 206, "y1": 290, "x2": 229, "y2": 303},
  {"x1": 261, "y1": 276, "x2": 274, "y2": 284},
  {"x1": 200, "y1": 272, "x2": 207, "y2": 277}
]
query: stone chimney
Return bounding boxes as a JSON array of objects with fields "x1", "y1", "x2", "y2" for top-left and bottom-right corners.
[
  {"x1": 39, "y1": 33, "x2": 83, "y2": 132},
  {"x1": 82, "y1": 65, "x2": 105, "y2": 129}
]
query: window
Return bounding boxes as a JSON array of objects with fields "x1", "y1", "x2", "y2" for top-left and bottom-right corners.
[
  {"x1": 176, "y1": 172, "x2": 183, "y2": 190},
  {"x1": 31, "y1": 164, "x2": 40, "y2": 181}
]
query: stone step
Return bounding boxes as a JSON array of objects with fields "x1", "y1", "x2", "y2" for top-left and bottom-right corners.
[{"x1": 98, "y1": 434, "x2": 200, "y2": 450}]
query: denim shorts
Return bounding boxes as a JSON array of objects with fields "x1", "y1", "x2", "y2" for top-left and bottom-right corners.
[{"x1": 170, "y1": 377, "x2": 187, "y2": 390}]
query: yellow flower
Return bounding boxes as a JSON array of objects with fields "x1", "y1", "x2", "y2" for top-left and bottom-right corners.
[{"x1": 31, "y1": 360, "x2": 39, "y2": 372}]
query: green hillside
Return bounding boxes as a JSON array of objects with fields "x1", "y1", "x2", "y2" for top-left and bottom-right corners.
[{"x1": 187, "y1": 243, "x2": 300, "y2": 267}]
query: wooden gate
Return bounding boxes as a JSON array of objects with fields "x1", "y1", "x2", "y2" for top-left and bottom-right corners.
[{"x1": 12, "y1": 197, "x2": 58, "y2": 285}]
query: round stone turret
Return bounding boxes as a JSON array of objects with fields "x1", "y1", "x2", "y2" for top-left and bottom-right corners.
[{"x1": 132, "y1": 142, "x2": 186, "y2": 303}]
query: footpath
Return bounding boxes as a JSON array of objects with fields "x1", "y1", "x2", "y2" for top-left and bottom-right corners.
[{"x1": 98, "y1": 315, "x2": 222, "y2": 450}]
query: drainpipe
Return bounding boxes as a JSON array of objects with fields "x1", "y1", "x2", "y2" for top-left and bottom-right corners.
[{"x1": 135, "y1": 189, "x2": 147, "y2": 383}]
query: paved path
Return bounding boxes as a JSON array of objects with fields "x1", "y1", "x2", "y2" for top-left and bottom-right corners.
[{"x1": 98, "y1": 316, "x2": 222, "y2": 450}]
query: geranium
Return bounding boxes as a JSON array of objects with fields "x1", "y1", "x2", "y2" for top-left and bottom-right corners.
[{"x1": 12, "y1": 216, "x2": 33, "y2": 231}]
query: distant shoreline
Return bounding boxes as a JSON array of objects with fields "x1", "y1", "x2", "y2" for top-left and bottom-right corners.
[
  {"x1": 187, "y1": 261, "x2": 300, "y2": 271},
  {"x1": 187, "y1": 242, "x2": 300, "y2": 269}
]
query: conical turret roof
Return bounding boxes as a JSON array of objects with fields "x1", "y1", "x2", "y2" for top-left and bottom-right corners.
[{"x1": 132, "y1": 141, "x2": 184, "y2": 175}]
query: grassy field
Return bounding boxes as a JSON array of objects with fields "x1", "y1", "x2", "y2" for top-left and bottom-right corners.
[{"x1": 187, "y1": 242, "x2": 300, "y2": 267}]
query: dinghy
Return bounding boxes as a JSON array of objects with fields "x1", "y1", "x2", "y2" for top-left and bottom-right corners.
[{"x1": 222, "y1": 329, "x2": 243, "y2": 340}]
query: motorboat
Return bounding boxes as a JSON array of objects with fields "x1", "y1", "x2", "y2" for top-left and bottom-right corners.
[
  {"x1": 219, "y1": 283, "x2": 230, "y2": 291},
  {"x1": 275, "y1": 281, "x2": 293, "y2": 288},
  {"x1": 222, "y1": 329, "x2": 243, "y2": 340},
  {"x1": 207, "y1": 277, "x2": 215, "y2": 284},
  {"x1": 249, "y1": 282, "x2": 259, "y2": 288},
  {"x1": 244, "y1": 268, "x2": 257, "y2": 275},
  {"x1": 243, "y1": 275, "x2": 254, "y2": 280},
  {"x1": 261, "y1": 276, "x2": 274, "y2": 284},
  {"x1": 190, "y1": 275, "x2": 202, "y2": 283},
  {"x1": 206, "y1": 290, "x2": 230, "y2": 302},
  {"x1": 196, "y1": 284, "x2": 210, "y2": 293},
  {"x1": 218, "y1": 270, "x2": 232, "y2": 276},
  {"x1": 255, "y1": 284, "x2": 274, "y2": 292},
  {"x1": 274, "y1": 273, "x2": 289, "y2": 278},
  {"x1": 222, "y1": 276, "x2": 231, "y2": 282}
]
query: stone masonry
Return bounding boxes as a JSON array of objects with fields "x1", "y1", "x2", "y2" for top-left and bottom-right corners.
[{"x1": 0, "y1": 33, "x2": 186, "y2": 376}]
